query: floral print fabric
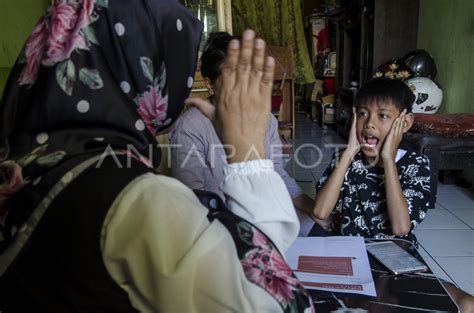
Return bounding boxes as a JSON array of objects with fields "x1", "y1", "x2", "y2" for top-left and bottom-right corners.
[
  {"x1": 239, "y1": 223, "x2": 313, "y2": 312},
  {"x1": 18, "y1": 0, "x2": 171, "y2": 133},
  {"x1": 0, "y1": 0, "x2": 202, "y2": 255},
  {"x1": 19, "y1": 0, "x2": 101, "y2": 91},
  {"x1": 135, "y1": 58, "x2": 169, "y2": 134},
  {"x1": 198, "y1": 190, "x2": 314, "y2": 313}
]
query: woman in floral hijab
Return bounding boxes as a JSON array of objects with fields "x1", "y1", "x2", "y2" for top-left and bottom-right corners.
[{"x1": 0, "y1": 0, "x2": 313, "y2": 312}]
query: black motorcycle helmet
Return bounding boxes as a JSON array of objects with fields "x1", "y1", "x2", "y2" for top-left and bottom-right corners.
[{"x1": 402, "y1": 49, "x2": 437, "y2": 79}]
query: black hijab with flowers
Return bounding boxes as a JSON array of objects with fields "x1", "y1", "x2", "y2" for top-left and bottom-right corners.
[{"x1": 0, "y1": 0, "x2": 202, "y2": 253}]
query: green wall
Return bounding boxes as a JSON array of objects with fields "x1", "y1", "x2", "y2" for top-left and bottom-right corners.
[
  {"x1": 417, "y1": 0, "x2": 474, "y2": 113},
  {"x1": 419, "y1": 0, "x2": 474, "y2": 189},
  {"x1": 0, "y1": 0, "x2": 50, "y2": 97}
]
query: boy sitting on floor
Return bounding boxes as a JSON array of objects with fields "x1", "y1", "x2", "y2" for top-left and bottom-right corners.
[{"x1": 312, "y1": 78, "x2": 430, "y2": 244}]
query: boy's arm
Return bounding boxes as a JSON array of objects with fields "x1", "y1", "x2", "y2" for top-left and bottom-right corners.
[
  {"x1": 313, "y1": 108, "x2": 360, "y2": 219},
  {"x1": 403, "y1": 155, "x2": 431, "y2": 228},
  {"x1": 381, "y1": 110, "x2": 411, "y2": 236},
  {"x1": 383, "y1": 159, "x2": 411, "y2": 236}
]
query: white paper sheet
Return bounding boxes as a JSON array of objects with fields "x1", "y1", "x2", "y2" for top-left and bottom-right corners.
[{"x1": 285, "y1": 236, "x2": 376, "y2": 297}]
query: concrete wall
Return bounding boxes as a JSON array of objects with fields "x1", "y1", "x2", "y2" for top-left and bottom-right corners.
[{"x1": 418, "y1": 0, "x2": 474, "y2": 189}]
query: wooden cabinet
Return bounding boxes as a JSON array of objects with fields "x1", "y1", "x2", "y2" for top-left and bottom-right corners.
[
  {"x1": 268, "y1": 44, "x2": 295, "y2": 140},
  {"x1": 335, "y1": 0, "x2": 419, "y2": 136}
]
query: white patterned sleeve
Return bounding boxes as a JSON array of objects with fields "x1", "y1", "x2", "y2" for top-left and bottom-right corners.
[{"x1": 221, "y1": 159, "x2": 299, "y2": 252}]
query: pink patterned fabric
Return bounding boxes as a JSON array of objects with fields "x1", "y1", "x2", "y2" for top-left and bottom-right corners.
[
  {"x1": 19, "y1": 18, "x2": 49, "y2": 85},
  {"x1": 19, "y1": 0, "x2": 95, "y2": 85},
  {"x1": 136, "y1": 85, "x2": 169, "y2": 135},
  {"x1": 44, "y1": 0, "x2": 95, "y2": 66},
  {"x1": 238, "y1": 223, "x2": 315, "y2": 312},
  {"x1": 243, "y1": 249, "x2": 296, "y2": 305}
]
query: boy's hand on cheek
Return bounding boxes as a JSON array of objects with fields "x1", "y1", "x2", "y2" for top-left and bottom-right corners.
[
  {"x1": 346, "y1": 107, "x2": 360, "y2": 156},
  {"x1": 381, "y1": 109, "x2": 406, "y2": 162}
]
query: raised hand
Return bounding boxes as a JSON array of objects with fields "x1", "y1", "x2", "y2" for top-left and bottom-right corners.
[
  {"x1": 381, "y1": 109, "x2": 407, "y2": 162},
  {"x1": 186, "y1": 30, "x2": 275, "y2": 163}
]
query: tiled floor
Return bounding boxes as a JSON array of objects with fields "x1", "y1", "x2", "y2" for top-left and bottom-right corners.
[{"x1": 286, "y1": 112, "x2": 474, "y2": 295}]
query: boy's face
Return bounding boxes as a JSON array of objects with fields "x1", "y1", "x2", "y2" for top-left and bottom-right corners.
[{"x1": 356, "y1": 100, "x2": 412, "y2": 163}]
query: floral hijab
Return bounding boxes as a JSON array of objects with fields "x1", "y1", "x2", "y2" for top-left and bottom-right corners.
[{"x1": 0, "y1": 0, "x2": 202, "y2": 252}]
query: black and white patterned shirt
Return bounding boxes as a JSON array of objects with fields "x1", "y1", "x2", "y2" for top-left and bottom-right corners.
[{"x1": 316, "y1": 150, "x2": 431, "y2": 244}]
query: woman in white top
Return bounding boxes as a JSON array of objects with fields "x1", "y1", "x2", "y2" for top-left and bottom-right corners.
[{"x1": 0, "y1": 0, "x2": 313, "y2": 312}]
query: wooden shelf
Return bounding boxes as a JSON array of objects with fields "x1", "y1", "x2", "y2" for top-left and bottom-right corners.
[{"x1": 267, "y1": 43, "x2": 295, "y2": 140}]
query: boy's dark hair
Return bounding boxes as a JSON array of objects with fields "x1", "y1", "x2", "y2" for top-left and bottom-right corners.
[
  {"x1": 354, "y1": 78, "x2": 415, "y2": 113},
  {"x1": 201, "y1": 32, "x2": 239, "y2": 83}
]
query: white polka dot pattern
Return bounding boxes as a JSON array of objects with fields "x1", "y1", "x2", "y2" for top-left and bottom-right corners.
[
  {"x1": 77, "y1": 100, "x2": 90, "y2": 113},
  {"x1": 176, "y1": 19, "x2": 183, "y2": 31},
  {"x1": 115, "y1": 23, "x2": 125, "y2": 36},
  {"x1": 135, "y1": 119, "x2": 146, "y2": 131},
  {"x1": 120, "y1": 81, "x2": 131, "y2": 93},
  {"x1": 36, "y1": 133, "x2": 49, "y2": 145}
]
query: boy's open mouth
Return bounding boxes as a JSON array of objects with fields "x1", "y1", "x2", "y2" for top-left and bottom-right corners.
[{"x1": 362, "y1": 136, "x2": 379, "y2": 148}]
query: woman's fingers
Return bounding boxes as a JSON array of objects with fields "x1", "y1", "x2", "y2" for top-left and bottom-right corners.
[
  {"x1": 236, "y1": 30, "x2": 255, "y2": 90},
  {"x1": 212, "y1": 29, "x2": 273, "y2": 163},
  {"x1": 221, "y1": 39, "x2": 239, "y2": 92},
  {"x1": 249, "y1": 38, "x2": 265, "y2": 90},
  {"x1": 185, "y1": 97, "x2": 215, "y2": 121},
  {"x1": 260, "y1": 56, "x2": 275, "y2": 100}
]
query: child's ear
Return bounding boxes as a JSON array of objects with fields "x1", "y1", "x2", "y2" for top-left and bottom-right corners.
[{"x1": 402, "y1": 112, "x2": 414, "y2": 133}]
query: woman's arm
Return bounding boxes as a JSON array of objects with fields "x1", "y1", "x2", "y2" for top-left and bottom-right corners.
[
  {"x1": 186, "y1": 31, "x2": 300, "y2": 248},
  {"x1": 222, "y1": 159, "x2": 299, "y2": 252},
  {"x1": 103, "y1": 29, "x2": 303, "y2": 313},
  {"x1": 383, "y1": 159, "x2": 411, "y2": 236},
  {"x1": 102, "y1": 173, "x2": 284, "y2": 312}
]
